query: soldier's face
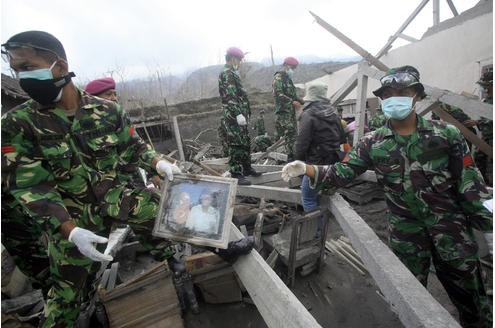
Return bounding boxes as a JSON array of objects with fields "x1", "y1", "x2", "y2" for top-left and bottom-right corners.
[
  {"x1": 97, "y1": 89, "x2": 118, "y2": 103},
  {"x1": 8, "y1": 47, "x2": 64, "y2": 78},
  {"x1": 8, "y1": 47, "x2": 50, "y2": 74}
]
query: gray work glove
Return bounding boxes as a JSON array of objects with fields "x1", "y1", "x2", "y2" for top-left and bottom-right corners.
[
  {"x1": 236, "y1": 114, "x2": 247, "y2": 126},
  {"x1": 282, "y1": 160, "x2": 307, "y2": 182},
  {"x1": 69, "y1": 227, "x2": 113, "y2": 262},
  {"x1": 156, "y1": 160, "x2": 182, "y2": 181}
]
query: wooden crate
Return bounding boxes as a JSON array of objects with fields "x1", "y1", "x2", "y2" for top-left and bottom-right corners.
[
  {"x1": 99, "y1": 262, "x2": 183, "y2": 328},
  {"x1": 196, "y1": 272, "x2": 242, "y2": 304}
]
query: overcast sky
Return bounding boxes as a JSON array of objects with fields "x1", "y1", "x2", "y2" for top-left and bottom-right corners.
[{"x1": 1, "y1": 0, "x2": 480, "y2": 84}]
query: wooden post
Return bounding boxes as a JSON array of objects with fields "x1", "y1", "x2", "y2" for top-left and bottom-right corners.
[
  {"x1": 172, "y1": 116, "x2": 186, "y2": 161},
  {"x1": 353, "y1": 62, "x2": 369, "y2": 146}
]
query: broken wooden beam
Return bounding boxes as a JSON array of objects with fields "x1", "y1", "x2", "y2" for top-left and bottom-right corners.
[
  {"x1": 237, "y1": 185, "x2": 302, "y2": 205},
  {"x1": 324, "y1": 194, "x2": 461, "y2": 328},
  {"x1": 229, "y1": 223, "x2": 321, "y2": 328}
]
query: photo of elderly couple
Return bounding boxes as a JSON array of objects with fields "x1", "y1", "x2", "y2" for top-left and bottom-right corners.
[{"x1": 154, "y1": 175, "x2": 237, "y2": 248}]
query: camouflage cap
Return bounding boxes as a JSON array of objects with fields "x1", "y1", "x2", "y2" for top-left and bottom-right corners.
[
  {"x1": 477, "y1": 70, "x2": 493, "y2": 86},
  {"x1": 373, "y1": 65, "x2": 426, "y2": 99}
]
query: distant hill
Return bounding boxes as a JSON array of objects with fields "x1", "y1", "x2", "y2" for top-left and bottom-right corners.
[{"x1": 118, "y1": 60, "x2": 357, "y2": 109}]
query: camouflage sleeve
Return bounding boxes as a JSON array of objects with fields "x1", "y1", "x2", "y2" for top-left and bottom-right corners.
[
  {"x1": 312, "y1": 137, "x2": 372, "y2": 189},
  {"x1": 447, "y1": 125, "x2": 492, "y2": 231},
  {"x1": 219, "y1": 70, "x2": 243, "y2": 119},
  {"x1": 272, "y1": 74, "x2": 293, "y2": 107},
  {"x1": 1, "y1": 113, "x2": 71, "y2": 235},
  {"x1": 115, "y1": 104, "x2": 158, "y2": 173}
]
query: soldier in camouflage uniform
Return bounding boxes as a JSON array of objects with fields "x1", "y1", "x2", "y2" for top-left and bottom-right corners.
[
  {"x1": 474, "y1": 71, "x2": 493, "y2": 186},
  {"x1": 218, "y1": 47, "x2": 260, "y2": 185},
  {"x1": 272, "y1": 57, "x2": 304, "y2": 161},
  {"x1": 1, "y1": 31, "x2": 183, "y2": 327},
  {"x1": 368, "y1": 106, "x2": 388, "y2": 131},
  {"x1": 253, "y1": 109, "x2": 272, "y2": 152},
  {"x1": 283, "y1": 66, "x2": 492, "y2": 328}
]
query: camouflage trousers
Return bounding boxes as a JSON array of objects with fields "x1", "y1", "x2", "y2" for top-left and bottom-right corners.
[
  {"x1": 219, "y1": 121, "x2": 251, "y2": 175},
  {"x1": 227, "y1": 144, "x2": 251, "y2": 175},
  {"x1": 275, "y1": 110, "x2": 297, "y2": 158},
  {"x1": 40, "y1": 186, "x2": 174, "y2": 327},
  {"x1": 388, "y1": 212, "x2": 492, "y2": 328}
]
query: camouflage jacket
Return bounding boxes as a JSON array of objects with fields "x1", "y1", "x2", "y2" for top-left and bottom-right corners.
[
  {"x1": 368, "y1": 111, "x2": 388, "y2": 131},
  {"x1": 218, "y1": 64, "x2": 251, "y2": 122},
  {"x1": 1, "y1": 90, "x2": 158, "y2": 235},
  {"x1": 313, "y1": 115, "x2": 492, "y2": 231},
  {"x1": 272, "y1": 71, "x2": 302, "y2": 113},
  {"x1": 477, "y1": 96, "x2": 493, "y2": 145}
]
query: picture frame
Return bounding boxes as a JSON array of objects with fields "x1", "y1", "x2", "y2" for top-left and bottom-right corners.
[{"x1": 153, "y1": 173, "x2": 237, "y2": 249}]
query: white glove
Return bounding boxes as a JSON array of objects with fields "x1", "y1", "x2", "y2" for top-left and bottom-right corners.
[
  {"x1": 68, "y1": 227, "x2": 113, "y2": 262},
  {"x1": 156, "y1": 160, "x2": 181, "y2": 181},
  {"x1": 484, "y1": 232, "x2": 493, "y2": 255},
  {"x1": 281, "y1": 160, "x2": 307, "y2": 182},
  {"x1": 236, "y1": 114, "x2": 247, "y2": 126}
]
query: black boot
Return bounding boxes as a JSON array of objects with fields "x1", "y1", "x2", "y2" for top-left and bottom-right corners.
[
  {"x1": 231, "y1": 173, "x2": 251, "y2": 185},
  {"x1": 214, "y1": 236, "x2": 255, "y2": 263}
]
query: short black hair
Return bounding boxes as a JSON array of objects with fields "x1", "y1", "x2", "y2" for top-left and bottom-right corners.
[{"x1": 4, "y1": 30, "x2": 66, "y2": 60}]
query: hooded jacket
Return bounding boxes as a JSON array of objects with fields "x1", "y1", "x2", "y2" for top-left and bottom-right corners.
[{"x1": 295, "y1": 100, "x2": 346, "y2": 164}]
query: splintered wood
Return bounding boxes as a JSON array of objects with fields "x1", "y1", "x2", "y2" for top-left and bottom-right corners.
[
  {"x1": 325, "y1": 236, "x2": 367, "y2": 275},
  {"x1": 99, "y1": 262, "x2": 183, "y2": 328}
]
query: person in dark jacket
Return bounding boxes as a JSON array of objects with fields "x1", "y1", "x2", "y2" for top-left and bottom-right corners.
[{"x1": 295, "y1": 81, "x2": 346, "y2": 231}]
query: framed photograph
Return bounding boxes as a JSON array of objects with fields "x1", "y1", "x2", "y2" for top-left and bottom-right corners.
[{"x1": 153, "y1": 173, "x2": 237, "y2": 249}]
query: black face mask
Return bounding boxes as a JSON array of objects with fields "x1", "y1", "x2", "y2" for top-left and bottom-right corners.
[{"x1": 19, "y1": 72, "x2": 76, "y2": 105}]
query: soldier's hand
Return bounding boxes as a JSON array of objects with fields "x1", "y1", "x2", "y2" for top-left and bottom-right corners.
[
  {"x1": 68, "y1": 227, "x2": 114, "y2": 262},
  {"x1": 156, "y1": 160, "x2": 182, "y2": 181},
  {"x1": 236, "y1": 114, "x2": 247, "y2": 126},
  {"x1": 282, "y1": 160, "x2": 307, "y2": 182},
  {"x1": 292, "y1": 101, "x2": 302, "y2": 110}
]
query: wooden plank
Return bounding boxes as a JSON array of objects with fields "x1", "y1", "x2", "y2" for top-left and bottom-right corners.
[
  {"x1": 325, "y1": 194, "x2": 461, "y2": 328},
  {"x1": 268, "y1": 152, "x2": 287, "y2": 162},
  {"x1": 352, "y1": 63, "x2": 369, "y2": 145},
  {"x1": 330, "y1": 73, "x2": 358, "y2": 106},
  {"x1": 248, "y1": 171, "x2": 284, "y2": 185},
  {"x1": 201, "y1": 163, "x2": 284, "y2": 173},
  {"x1": 431, "y1": 105, "x2": 492, "y2": 157},
  {"x1": 309, "y1": 11, "x2": 389, "y2": 72},
  {"x1": 229, "y1": 223, "x2": 321, "y2": 328},
  {"x1": 172, "y1": 116, "x2": 186, "y2": 161},
  {"x1": 237, "y1": 185, "x2": 302, "y2": 205},
  {"x1": 374, "y1": 0, "x2": 430, "y2": 58}
]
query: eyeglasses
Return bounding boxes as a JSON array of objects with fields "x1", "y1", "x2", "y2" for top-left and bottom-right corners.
[
  {"x1": 1, "y1": 42, "x2": 60, "y2": 63},
  {"x1": 380, "y1": 71, "x2": 419, "y2": 87}
]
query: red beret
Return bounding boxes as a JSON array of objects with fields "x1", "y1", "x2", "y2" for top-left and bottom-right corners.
[
  {"x1": 85, "y1": 77, "x2": 116, "y2": 95},
  {"x1": 284, "y1": 57, "x2": 299, "y2": 66},
  {"x1": 226, "y1": 47, "x2": 245, "y2": 59}
]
